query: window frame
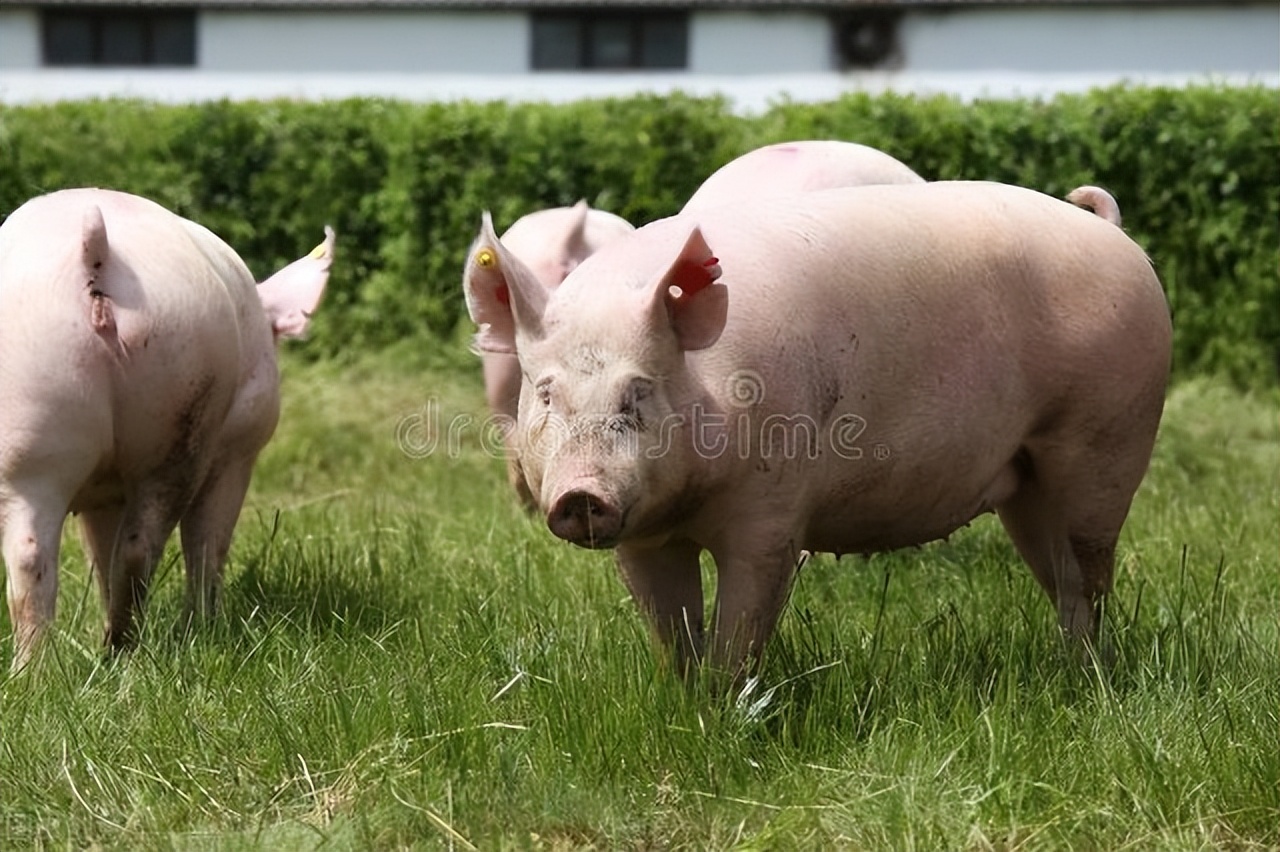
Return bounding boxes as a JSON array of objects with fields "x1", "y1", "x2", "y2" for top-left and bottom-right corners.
[
  {"x1": 41, "y1": 6, "x2": 197, "y2": 68},
  {"x1": 531, "y1": 10, "x2": 689, "y2": 72}
]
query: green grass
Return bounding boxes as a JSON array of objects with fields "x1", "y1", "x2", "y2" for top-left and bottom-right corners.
[{"x1": 2, "y1": 340, "x2": 1277, "y2": 851}]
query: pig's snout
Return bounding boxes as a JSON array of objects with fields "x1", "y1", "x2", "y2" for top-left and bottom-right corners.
[{"x1": 547, "y1": 489, "x2": 622, "y2": 549}]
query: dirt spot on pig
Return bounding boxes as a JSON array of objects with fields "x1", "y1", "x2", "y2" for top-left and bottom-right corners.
[{"x1": 155, "y1": 374, "x2": 220, "y2": 510}]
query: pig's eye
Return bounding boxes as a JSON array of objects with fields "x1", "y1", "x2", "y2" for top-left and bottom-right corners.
[
  {"x1": 628, "y1": 379, "x2": 654, "y2": 405},
  {"x1": 612, "y1": 377, "x2": 654, "y2": 431},
  {"x1": 535, "y1": 378, "x2": 553, "y2": 407}
]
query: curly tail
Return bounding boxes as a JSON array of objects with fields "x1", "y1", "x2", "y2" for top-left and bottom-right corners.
[{"x1": 1065, "y1": 185, "x2": 1122, "y2": 227}]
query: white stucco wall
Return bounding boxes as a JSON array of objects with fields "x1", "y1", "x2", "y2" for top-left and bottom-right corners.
[
  {"x1": 903, "y1": 4, "x2": 1280, "y2": 73},
  {"x1": 690, "y1": 11, "x2": 832, "y2": 74},
  {"x1": 0, "y1": 4, "x2": 1276, "y2": 106},
  {"x1": 0, "y1": 8, "x2": 39, "y2": 68},
  {"x1": 199, "y1": 10, "x2": 526, "y2": 73}
]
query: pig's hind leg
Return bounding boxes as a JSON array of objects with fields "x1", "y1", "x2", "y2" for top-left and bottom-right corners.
[
  {"x1": 995, "y1": 480, "x2": 1099, "y2": 638},
  {"x1": 80, "y1": 487, "x2": 188, "y2": 653},
  {"x1": 179, "y1": 457, "x2": 257, "y2": 625},
  {"x1": 995, "y1": 434, "x2": 1150, "y2": 641},
  {"x1": 2, "y1": 494, "x2": 67, "y2": 671},
  {"x1": 79, "y1": 503, "x2": 124, "y2": 618}
]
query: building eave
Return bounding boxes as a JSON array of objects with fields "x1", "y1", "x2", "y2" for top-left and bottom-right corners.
[{"x1": 0, "y1": 0, "x2": 1243, "y2": 9}]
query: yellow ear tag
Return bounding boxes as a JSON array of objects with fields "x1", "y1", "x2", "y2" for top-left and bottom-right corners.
[
  {"x1": 475, "y1": 248, "x2": 497, "y2": 269},
  {"x1": 308, "y1": 241, "x2": 328, "y2": 260}
]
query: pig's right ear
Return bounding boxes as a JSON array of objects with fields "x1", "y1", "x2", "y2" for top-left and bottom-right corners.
[{"x1": 463, "y1": 212, "x2": 547, "y2": 354}]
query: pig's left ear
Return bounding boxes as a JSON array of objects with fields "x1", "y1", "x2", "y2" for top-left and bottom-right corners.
[
  {"x1": 258, "y1": 226, "x2": 334, "y2": 340},
  {"x1": 648, "y1": 224, "x2": 727, "y2": 351}
]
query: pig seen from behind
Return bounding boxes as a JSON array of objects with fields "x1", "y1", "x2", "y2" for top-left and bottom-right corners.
[{"x1": 0, "y1": 188, "x2": 331, "y2": 670}]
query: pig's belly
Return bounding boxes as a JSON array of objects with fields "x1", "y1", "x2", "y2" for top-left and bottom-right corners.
[
  {"x1": 800, "y1": 455, "x2": 1022, "y2": 556},
  {"x1": 68, "y1": 468, "x2": 125, "y2": 514}
]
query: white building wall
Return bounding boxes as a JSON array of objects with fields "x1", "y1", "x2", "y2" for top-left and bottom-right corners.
[
  {"x1": 0, "y1": 8, "x2": 40, "y2": 68},
  {"x1": 0, "y1": 4, "x2": 1276, "y2": 107},
  {"x1": 903, "y1": 4, "x2": 1280, "y2": 74},
  {"x1": 689, "y1": 10, "x2": 832, "y2": 74},
  {"x1": 199, "y1": 10, "x2": 527, "y2": 73}
]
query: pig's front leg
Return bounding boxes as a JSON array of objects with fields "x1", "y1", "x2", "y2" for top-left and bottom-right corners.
[
  {"x1": 615, "y1": 538, "x2": 705, "y2": 676},
  {"x1": 707, "y1": 530, "x2": 803, "y2": 676}
]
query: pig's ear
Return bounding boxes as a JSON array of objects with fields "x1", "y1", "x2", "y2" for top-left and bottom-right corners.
[
  {"x1": 560, "y1": 199, "x2": 591, "y2": 269},
  {"x1": 648, "y1": 224, "x2": 727, "y2": 351},
  {"x1": 258, "y1": 226, "x2": 334, "y2": 340},
  {"x1": 463, "y1": 211, "x2": 547, "y2": 354}
]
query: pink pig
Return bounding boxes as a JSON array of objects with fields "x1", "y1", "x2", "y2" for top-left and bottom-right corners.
[
  {"x1": 465, "y1": 181, "x2": 1171, "y2": 675},
  {"x1": 0, "y1": 188, "x2": 331, "y2": 669},
  {"x1": 681, "y1": 140, "x2": 924, "y2": 215},
  {"x1": 469, "y1": 201, "x2": 633, "y2": 507}
]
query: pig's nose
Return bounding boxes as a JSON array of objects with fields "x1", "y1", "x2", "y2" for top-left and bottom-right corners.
[{"x1": 547, "y1": 490, "x2": 622, "y2": 549}]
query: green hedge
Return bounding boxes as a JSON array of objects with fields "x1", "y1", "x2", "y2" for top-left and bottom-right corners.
[{"x1": 1, "y1": 86, "x2": 1275, "y2": 385}]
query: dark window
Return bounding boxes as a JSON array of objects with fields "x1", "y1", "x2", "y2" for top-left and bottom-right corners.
[
  {"x1": 532, "y1": 12, "x2": 688, "y2": 71},
  {"x1": 532, "y1": 16, "x2": 584, "y2": 69},
  {"x1": 43, "y1": 8, "x2": 196, "y2": 67},
  {"x1": 832, "y1": 12, "x2": 900, "y2": 70}
]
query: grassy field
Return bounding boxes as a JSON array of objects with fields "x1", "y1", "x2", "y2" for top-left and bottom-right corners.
[{"x1": 1, "y1": 340, "x2": 1276, "y2": 852}]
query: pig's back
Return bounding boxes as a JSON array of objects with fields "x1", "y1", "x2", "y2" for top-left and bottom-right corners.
[
  {"x1": 686, "y1": 181, "x2": 1165, "y2": 403},
  {"x1": 680, "y1": 181, "x2": 1169, "y2": 548},
  {"x1": 682, "y1": 141, "x2": 924, "y2": 215},
  {"x1": 0, "y1": 189, "x2": 249, "y2": 479},
  {"x1": 0, "y1": 188, "x2": 251, "y2": 335}
]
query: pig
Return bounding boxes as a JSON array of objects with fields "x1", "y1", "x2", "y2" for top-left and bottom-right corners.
[
  {"x1": 0, "y1": 188, "x2": 332, "y2": 670},
  {"x1": 470, "y1": 200, "x2": 633, "y2": 508},
  {"x1": 464, "y1": 180, "x2": 1172, "y2": 676},
  {"x1": 681, "y1": 140, "x2": 924, "y2": 215},
  {"x1": 1065, "y1": 185, "x2": 1123, "y2": 226}
]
